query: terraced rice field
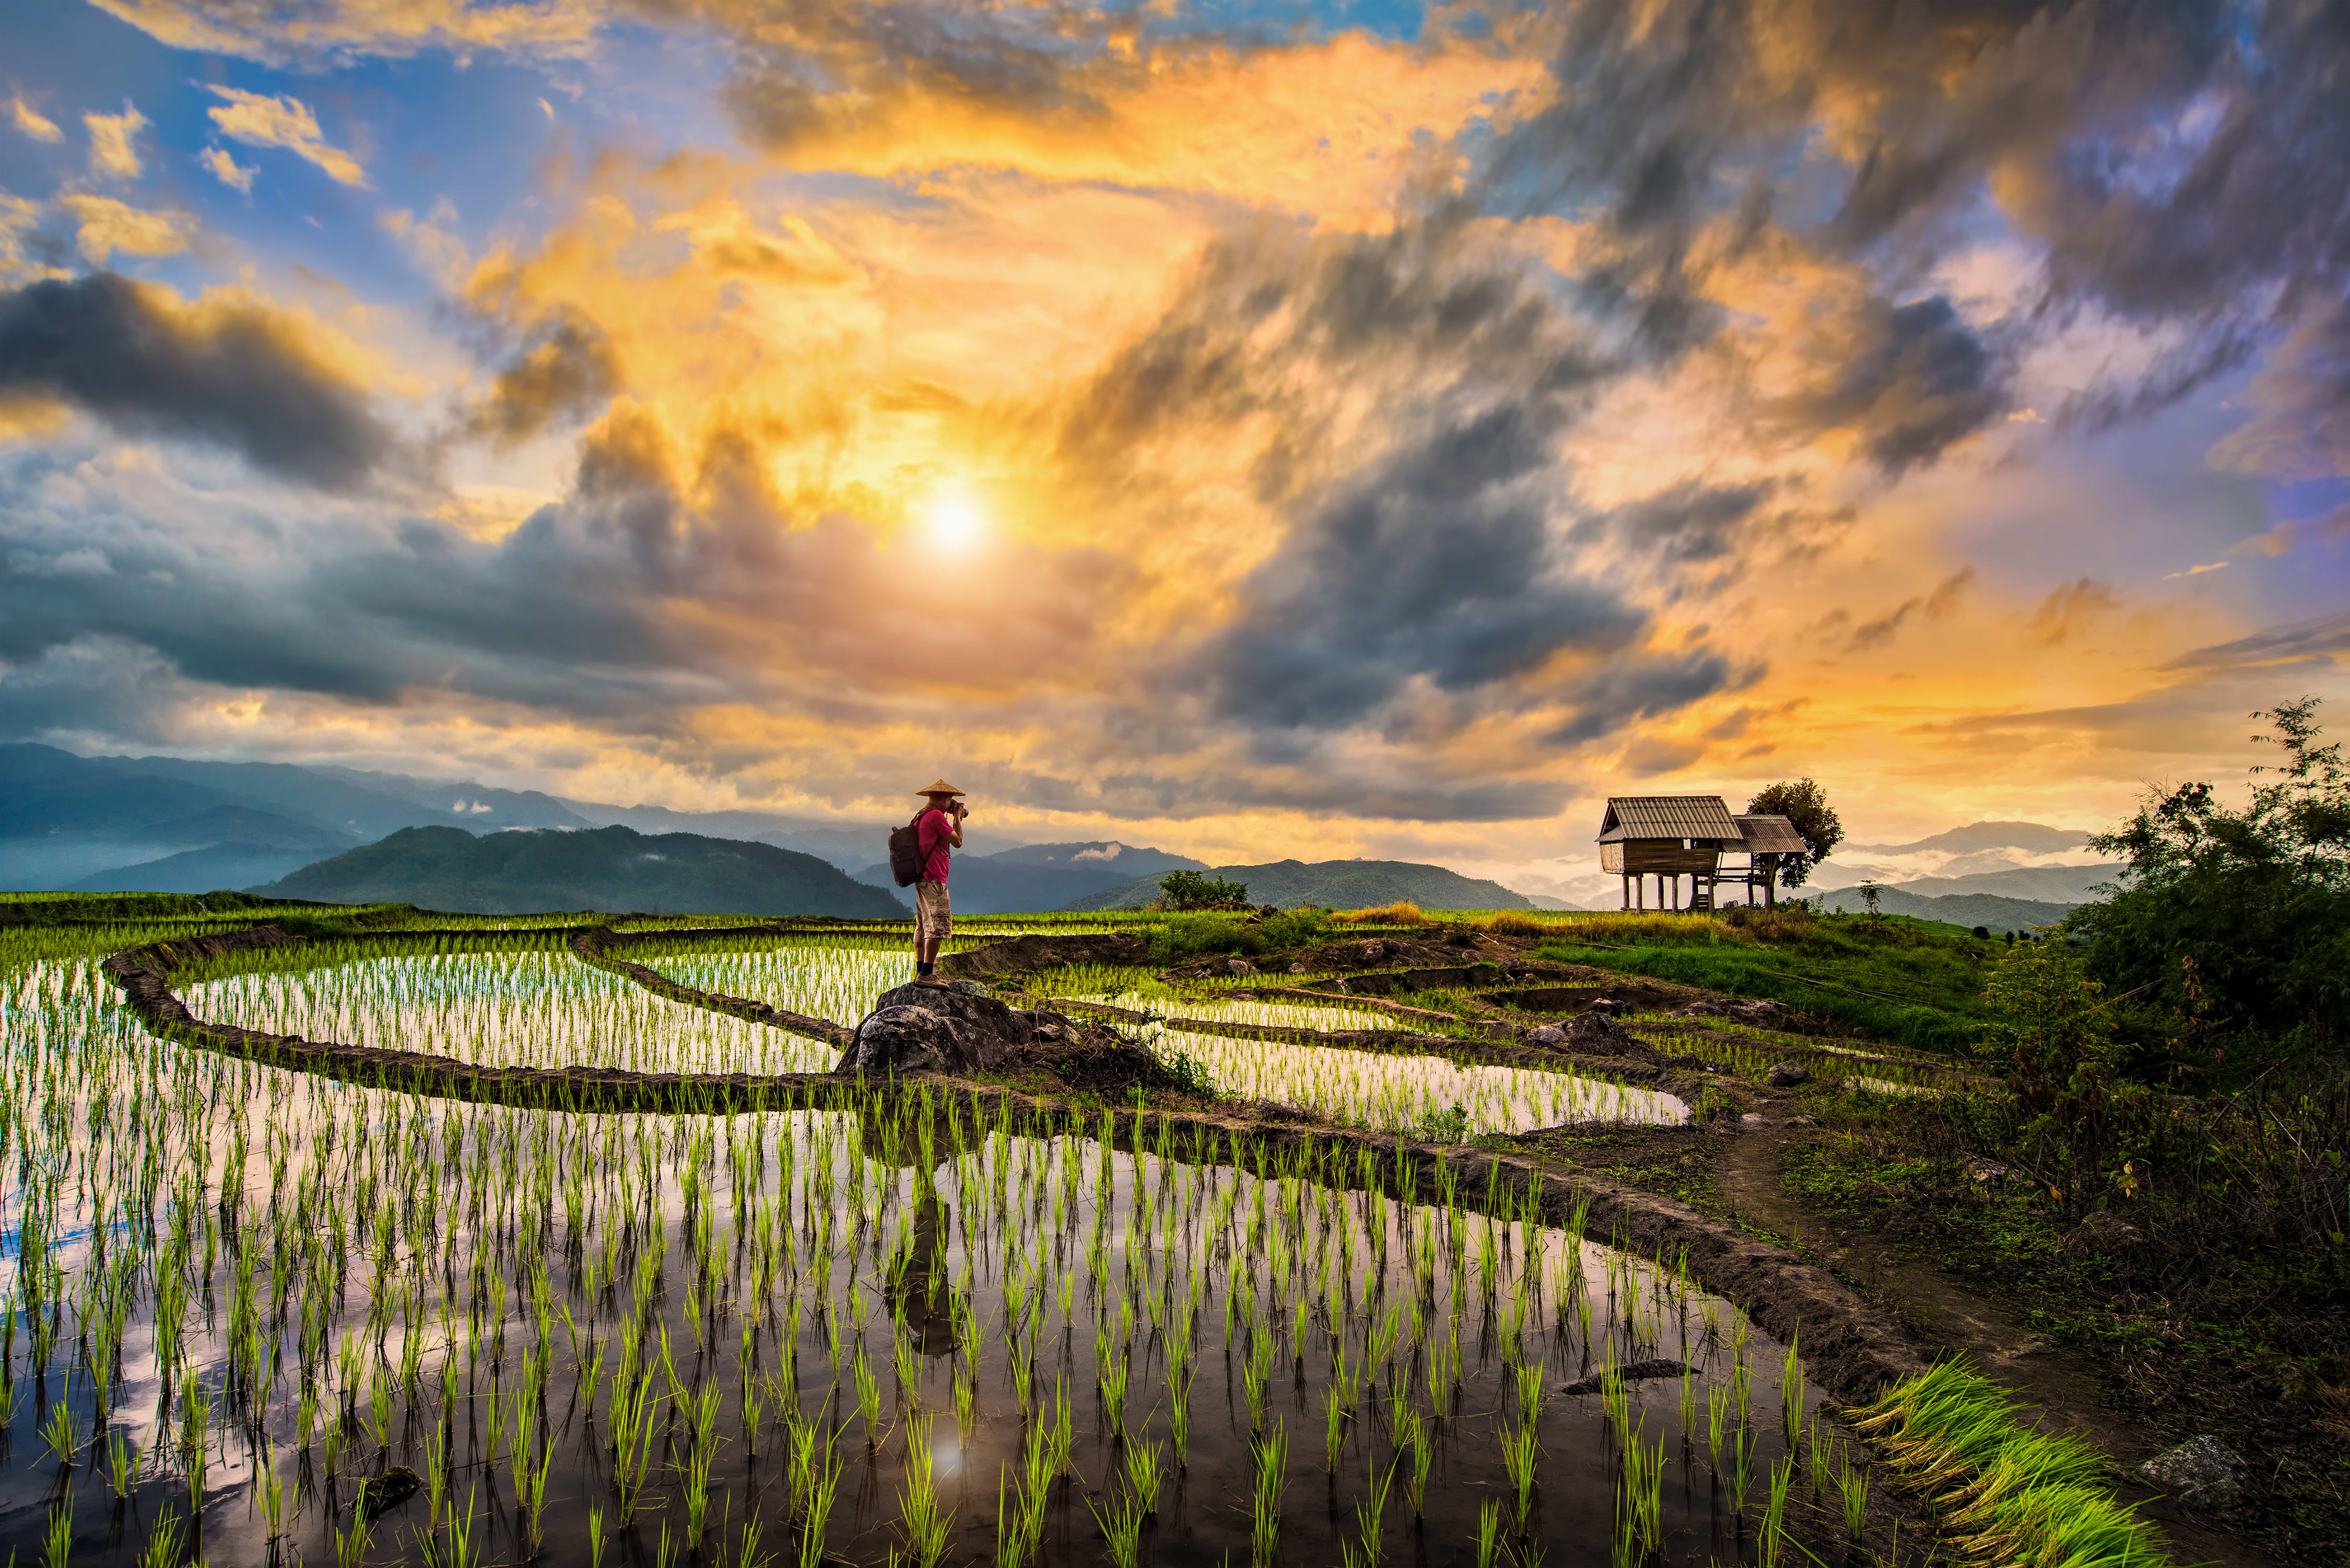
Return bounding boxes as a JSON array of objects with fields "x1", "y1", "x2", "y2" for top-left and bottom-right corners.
[{"x1": 0, "y1": 920, "x2": 1835, "y2": 1566}]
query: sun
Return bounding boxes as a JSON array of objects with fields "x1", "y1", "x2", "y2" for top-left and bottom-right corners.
[{"x1": 927, "y1": 495, "x2": 985, "y2": 550}]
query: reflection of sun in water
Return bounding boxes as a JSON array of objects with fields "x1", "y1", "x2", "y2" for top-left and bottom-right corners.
[{"x1": 927, "y1": 496, "x2": 984, "y2": 550}]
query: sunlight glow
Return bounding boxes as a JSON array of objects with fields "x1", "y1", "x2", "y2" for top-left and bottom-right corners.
[{"x1": 927, "y1": 496, "x2": 985, "y2": 551}]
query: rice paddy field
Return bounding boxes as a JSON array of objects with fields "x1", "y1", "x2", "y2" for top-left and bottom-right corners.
[{"x1": 0, "y1": 902, "x2": 2169, "y2": 1568}]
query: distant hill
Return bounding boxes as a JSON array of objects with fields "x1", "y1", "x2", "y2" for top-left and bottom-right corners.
[
  {"x1": 1844, "y1": 821, "x2": 2095, "y2": 856},
  {"x1": 0, "y1": 742, "x2": 581, "y2": 891},
  {"x1": 986, "y1": 841, "x2": 1205, "y2": 875},
  {"x1": 73, "y1": 840, "x2": 350, "y2": 894},
  {"x1": 1877, "y1": 864, "x2": 2124, "y2": 902},
  {"x1": 851, "y1": 840, "x2": 1209, "y2": 915},
  {"x1": 253, "y1": 825, "x2": 906, "y2": 918},
  {"x1": 1062, "y1": 859, "x2": 1534, "y2": 913},
  {"x1": 1817, "y1": 886, "x2": 2078, "y2": 932}
]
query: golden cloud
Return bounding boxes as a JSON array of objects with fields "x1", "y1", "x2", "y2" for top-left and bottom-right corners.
[
  {"x1": 205, "y1": 87, "x2": 367, "y2": 186},
  {"x1": 58, "y1": 194, "x2": 196, "y2": 264}
]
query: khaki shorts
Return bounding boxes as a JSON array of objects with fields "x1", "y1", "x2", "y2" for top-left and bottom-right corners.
[{"x1": 914, "y1": 880, "x2": 952, "y2": 942}]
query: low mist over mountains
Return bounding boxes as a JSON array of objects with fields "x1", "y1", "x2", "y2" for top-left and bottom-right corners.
[{"x1": 255, "y1": 826, "x2": 905, "y2": 918}]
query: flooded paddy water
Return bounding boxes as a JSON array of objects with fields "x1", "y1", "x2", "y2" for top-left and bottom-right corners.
[{"x1": 0, "y1": 934, "x2": 1836, "y2": 1566}]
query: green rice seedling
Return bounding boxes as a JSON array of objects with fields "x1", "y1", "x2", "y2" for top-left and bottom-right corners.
[
  {"x1": 139, "y1": 1508, "x2": 185, "y2": 1568},
  {"x1": 1087, "y1": 1487, "x2": 1147, "y2": 1568},
  {"x1": 854, "y1": 1345, "x2": 882, "y2": 1445},
  {"x1": 800, "y1": 1436, "x2": 844, "y2": 1568},
  {"x1": 43, "y1": 1496, "x2": 72, "y2": 1568},
  {"x1": 257, "y1": 1441, "x2": 287, "y2": 1540},
  {"x1": 897, "y1": 1414, "x2": 955, "y2": 1568},
  {"x1": 1732, "y1": 1423, "x2": 1755, "y2": 1516},
  {"x1": 1390, "y1": 1407, "x2": 1431, "y2": 1515},
  {"x1": 1125, "y1": 1437, "x2": 1165, "y2": 1515},
  {"x1": 1760, "y1": 1452, "x2": 1795, "y2": 1563},
  {"x1": 1100, "y1": 1352, "x2": 1130, "y2": 1435},
  {"x1": 1250, "y1": 1418, "x2": 1286, "y2": 1568},
  {"x1": 1243, "y1": 1329, "x2": 1273, "y2": 1429},
  {"x1": 1781, "y1": 1327, "x2": 1803, "y2": 1434},
  {"x1": 40, "y1": 1397, "x2": 79, "y2": 1468},
  {"x1": 1500, "y1": 1419, "x2": 1538, "y2": 1525},
  {"x1": 103, "y1": 1421, "x2": 134, "y2": 1496},
  {"x1": 1355, "y1": 1453, "x2": 1398, "y2": 1566},
  {"x1": 1475, "y1": 1499, "x2": 1501, "y2": 1568},
  {"x1": 1324, "y1": 1382, "x2": 1350, "y2": 1469},
  {"x1": 1837, "y1": 1441, "x2": 1870, "y2": 1538}
]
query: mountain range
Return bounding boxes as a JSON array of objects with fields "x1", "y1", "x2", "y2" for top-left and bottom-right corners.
[
  {"x1": 1063, "y1": 858, "x2": 1533, "y2": 912},
  {"x1": 254, "y1": 825, "x2": 905, "y2": 918},
  {"x1": 0, "y1": 743, "x2": 981, "y2": 893},
  {"x1": 852, "y1": 842, "x2": 1209, "y2": 915}
]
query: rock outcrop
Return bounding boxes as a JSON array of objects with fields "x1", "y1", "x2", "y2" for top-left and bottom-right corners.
[{"x1": 837, "y1": 981, "x2": 1046, "y2": 1076}]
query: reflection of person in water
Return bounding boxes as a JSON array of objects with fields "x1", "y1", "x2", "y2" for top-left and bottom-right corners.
[{"x1": 860, "y1": 1107, "x2": 962, "y2": 1358}]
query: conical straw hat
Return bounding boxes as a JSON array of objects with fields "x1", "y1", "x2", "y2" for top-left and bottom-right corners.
[{"x1": 915, "y1": 779, "x2": 966, "y2": 796}]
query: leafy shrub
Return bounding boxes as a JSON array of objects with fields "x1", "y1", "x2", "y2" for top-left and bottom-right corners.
[
  {"x1": 1151, "y1": 1045, "x2": 1220, "y2": 1098},
  {"x1": 1157, "y1": 870, "x2": 1251, "y2": 910},
  {"x1": 2070, "y1": 697, "x2": 2350, "y2": 1076},
  {"x1": 1409, "y1": 1105, "x2": 1472, "y2": 1143}
]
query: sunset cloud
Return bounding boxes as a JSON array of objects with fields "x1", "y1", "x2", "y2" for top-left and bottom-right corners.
[
  {"x1": 7, "y1": 97, "x2": 63, "y2": 144},
  {"x1": 203, "y1": 86, "x2": 366, "y2": 186},
  {"x1": 83, "y1": 101, "x2": 148, "y2": 179}
]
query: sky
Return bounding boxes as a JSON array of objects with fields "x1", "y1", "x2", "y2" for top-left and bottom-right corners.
[{"x1": 4, "y1": 0, "x2": 2349, "y2": 888}]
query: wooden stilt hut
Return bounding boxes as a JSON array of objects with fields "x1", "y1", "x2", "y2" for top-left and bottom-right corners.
[{"x1": 1597, "y1": 796, "x2": 1745, "y2": 912}]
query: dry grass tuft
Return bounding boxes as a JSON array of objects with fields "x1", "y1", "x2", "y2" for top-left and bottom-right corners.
[
  {"x1": 1479, "y1": 913, "x2": 1550, "y2": 938},
  {"x1": 1331, "y1": 902, "x2": 1428, "y2": 925}
]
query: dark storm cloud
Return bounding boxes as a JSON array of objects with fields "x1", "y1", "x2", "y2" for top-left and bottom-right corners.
[
  {"x1": 1192, "y1": 403, "x2": 1648, "y2": 728},
  {"x1": 1544, "y1": 647, "x2": 1747, "y2": 745},
  {"x1": 1577, "y1": 480, "x2": 1776, "y2": 567},
  {"x1": 0, "y1": 273, "x2": 393, "y2": 489},
  {"x1": 1785, "y1": 297, "x2": 2005, "y2": 471},
  {"x1": 1478, "y1": 0, "x2": 2350, "y2": 435},
  {"x1": 464, "y1": 307, "x2": 622, "y2": 446},
  {"x1": 2164, "y1": 609, "x2": 2350, "y2": 671},
  {"x1": 2207, "y1": 297, "x2": 2350, "y2": 482}
]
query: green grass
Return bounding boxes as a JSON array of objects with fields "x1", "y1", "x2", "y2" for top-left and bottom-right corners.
[{"x1": 1535, "y1": 911, "x2": 2006, "y2": 1053}]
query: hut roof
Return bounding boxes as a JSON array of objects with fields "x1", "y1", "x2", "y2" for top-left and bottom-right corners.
[
  {"x1": 1597, "y1": 796, "x2": 1743, "y2": 843},
  {"x1": 1734, "y1": 814, "x2": 1810, "y2": 855}
]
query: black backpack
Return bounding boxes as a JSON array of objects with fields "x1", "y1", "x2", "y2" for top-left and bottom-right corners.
[{"x1": 887, "y1": 810, "x2": 930, "y2": 887}]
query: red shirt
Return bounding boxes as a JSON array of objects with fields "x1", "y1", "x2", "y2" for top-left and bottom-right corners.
[{"x1": 916, "y1": 808, "x2": 955, "y2": 883}]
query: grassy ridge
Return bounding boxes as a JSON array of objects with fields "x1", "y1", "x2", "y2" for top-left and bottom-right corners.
[{"x1": 1530, "y1": 910, "x2": 2007, "y2": 1053}]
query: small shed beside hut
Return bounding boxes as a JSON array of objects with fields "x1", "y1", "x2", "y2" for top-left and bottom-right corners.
[
  {"x1": 1598, "y1": 797, "x2": 1811, "y2": 911},
  {"x1": 1730, "y1": 814, "x2": 1807, "y2": 909}
]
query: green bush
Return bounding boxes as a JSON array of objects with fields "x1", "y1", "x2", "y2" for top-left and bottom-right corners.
[
  {"x1": 1157, "y1": 870, "x2": 1251, "y2": 910},
  {"x1": 1144, "y1": 908, "x2": 1324, "y2": 963}
]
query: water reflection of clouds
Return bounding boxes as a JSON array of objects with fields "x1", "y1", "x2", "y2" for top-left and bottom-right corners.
[{"x1": 1150, "y1": 1029, "x2": 1686, "y2": 1134}]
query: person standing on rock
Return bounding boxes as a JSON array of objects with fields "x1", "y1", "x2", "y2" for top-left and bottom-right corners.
[{"x1": 912, "y1": 781, "x2": 965, "y2": 981}]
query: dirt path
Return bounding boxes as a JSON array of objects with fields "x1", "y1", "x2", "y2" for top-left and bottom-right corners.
[{"x1": 1714, "y1": 1113, "x2": 2270, "y2": 1568}]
